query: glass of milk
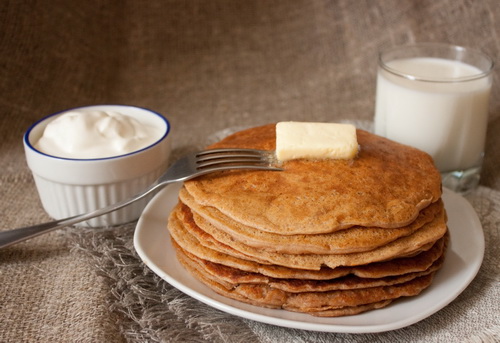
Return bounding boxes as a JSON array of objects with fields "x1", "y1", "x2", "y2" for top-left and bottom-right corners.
[{"x1": 374, "y1": 43, "x2": 494, "y2": 193}]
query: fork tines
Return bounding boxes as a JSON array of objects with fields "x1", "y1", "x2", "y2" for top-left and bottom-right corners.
[{"x1": 195, "y1": 148, "x2": 278, "y2": 169}]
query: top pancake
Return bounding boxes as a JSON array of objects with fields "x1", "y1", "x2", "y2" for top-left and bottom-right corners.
[{"x1": 184, "y1": 124, "x2": 442, "y2": 235}]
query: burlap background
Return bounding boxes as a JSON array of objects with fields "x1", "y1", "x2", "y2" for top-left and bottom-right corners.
[{"x1": 1, "y1": 1, "x2": 499, "y2": 342}]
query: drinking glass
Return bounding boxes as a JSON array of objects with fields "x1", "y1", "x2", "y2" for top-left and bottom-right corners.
[{"x1": 374, "y1": 43, "x2": 494, "y2": 193}]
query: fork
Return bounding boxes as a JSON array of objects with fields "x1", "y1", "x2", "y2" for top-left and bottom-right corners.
[{"x1": 0, "y1": 148, "x2": 282, "y2": 249}]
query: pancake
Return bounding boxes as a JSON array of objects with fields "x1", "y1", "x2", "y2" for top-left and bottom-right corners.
[
  {"x1": 169, "y1": 202, "x2": 447, "y2": 270},
  {"x1": 302, "y1": 301, "x2": 393, "y2": 317},
  {"x1": 175, "y1": 241, "x2": 437, "y2": 315},
  {"x1": 174, "y1": 239, "x2": 445, "y2": 293},
  {"x1": 180, "y1": 189, "x2": 444, "y2": 254},
  {"x1": 170, "y1": 229, "x2": 447, "y2": 281},
  {"x1": 185, "y1": 233, "x2": 447, "y2": 282},
  {"x1": 184, "y1": 124, "x2": 442, "y2": 235},
  {"x1": 282, "y1": 274, "x2": 435, "y2": 313}
]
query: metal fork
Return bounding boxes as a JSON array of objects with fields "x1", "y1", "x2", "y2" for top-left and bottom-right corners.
[{"x1": 0, "y1": 148, "x2": 281, "y2": 249}]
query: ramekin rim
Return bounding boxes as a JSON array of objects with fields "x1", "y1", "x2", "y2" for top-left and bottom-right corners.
[{"x1": 23, "y1": 104, "x2": 171, "y2": 162}]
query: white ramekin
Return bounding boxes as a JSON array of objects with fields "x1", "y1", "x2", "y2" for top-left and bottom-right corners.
[{"x1": 23, "y1": 104, "x2": 171, "y2": 227}]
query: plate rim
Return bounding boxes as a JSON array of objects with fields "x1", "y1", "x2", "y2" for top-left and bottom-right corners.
[{"x1": 133, "y1": 184, "x2": 485, "y2": 333}]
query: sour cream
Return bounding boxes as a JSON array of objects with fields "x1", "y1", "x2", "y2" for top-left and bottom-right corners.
[{"x1": 34, "y1": 110, "x2": 164, "y2": 159}]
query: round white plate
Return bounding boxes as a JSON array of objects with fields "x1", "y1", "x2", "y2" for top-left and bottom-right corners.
[{"x1": 133, "y1": 184, "x2": 484, "y2": 333}]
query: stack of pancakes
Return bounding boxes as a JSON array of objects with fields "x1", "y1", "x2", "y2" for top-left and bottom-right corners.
[{"x1": 167, "y1": 124, "x2": 447, "y2": 317}]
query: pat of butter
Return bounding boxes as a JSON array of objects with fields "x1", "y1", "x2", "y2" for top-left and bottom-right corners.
[{"x1": 276, "y1": 122, "x2": 358, "y2": 161}]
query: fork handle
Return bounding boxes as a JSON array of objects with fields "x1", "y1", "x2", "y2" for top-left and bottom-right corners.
[{"x1": 0, "y1": 182, "x2": 168, "y2": 249}]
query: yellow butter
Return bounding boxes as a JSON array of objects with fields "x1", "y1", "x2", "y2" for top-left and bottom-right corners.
[{"x1": 276, "y1": 122, "x2": 358, "y2": 161}]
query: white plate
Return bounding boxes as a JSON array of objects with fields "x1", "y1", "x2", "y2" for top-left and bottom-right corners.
[{"x1": 134, "y1": 184, "x2": 484, "y2": 333}]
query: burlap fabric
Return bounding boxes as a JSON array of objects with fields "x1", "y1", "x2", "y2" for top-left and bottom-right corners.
[{"x1": 1, "y1": 1, "x2": 499, "y2": 342}]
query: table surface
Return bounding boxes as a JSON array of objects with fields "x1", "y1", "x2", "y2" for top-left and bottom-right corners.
[{"x1": 1, "y1": 1, "x2": 499, "y2": 342}]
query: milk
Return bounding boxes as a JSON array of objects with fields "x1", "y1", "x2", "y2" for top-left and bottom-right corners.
[{"x1": 374, "y1": 57, "x2": 491, "y2": 172}]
